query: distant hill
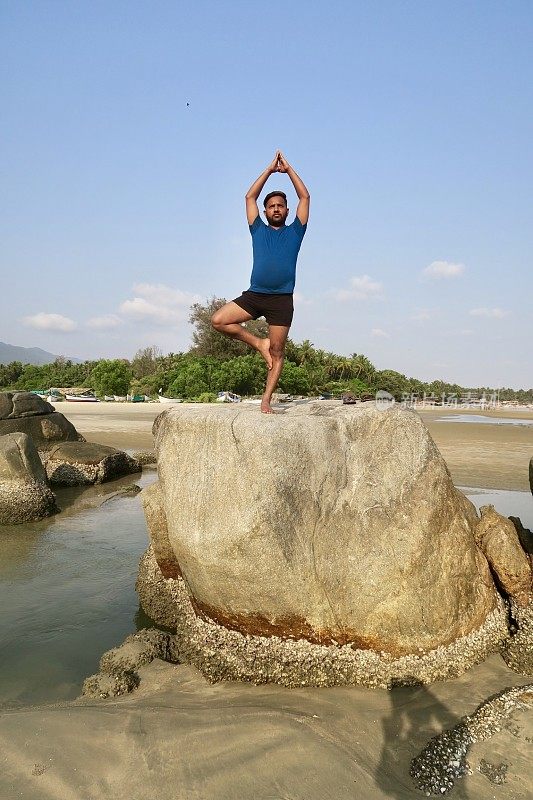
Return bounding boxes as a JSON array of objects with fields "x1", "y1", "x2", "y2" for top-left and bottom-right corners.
[{"x1": 0, "y1": 341, "x2": 82, "y2": 365}]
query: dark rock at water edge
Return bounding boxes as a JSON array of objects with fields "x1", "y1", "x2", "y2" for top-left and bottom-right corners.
[
  {"x1": 0, "y1": 432, "x2": 58, "y2": 524},
  {"x1": 42, "y1": 441, "x2": 141, "y2": 486}
]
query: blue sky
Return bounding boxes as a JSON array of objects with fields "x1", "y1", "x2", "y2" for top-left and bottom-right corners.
[{"x1": 1, "y1": 1, "x2": 532, "y2": 387}]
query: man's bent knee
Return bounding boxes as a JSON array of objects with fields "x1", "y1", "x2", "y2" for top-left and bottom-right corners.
[
  {"x1": 211, "y1": 312, "x2": 224, "y2": 331},
  {"x1": 269, "y1": 344, "x2": 285, "y2": 360}
]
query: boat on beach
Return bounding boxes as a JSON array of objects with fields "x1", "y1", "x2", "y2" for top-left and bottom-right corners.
[
  {"x1": 65, "y1": 392, "x2": 98, "y2": 402},
  {"x1": 216, "y1": 391, "x2": 241, "y2": 403}
]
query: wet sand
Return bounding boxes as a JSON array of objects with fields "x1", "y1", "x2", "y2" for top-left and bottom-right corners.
[
  {"x1": 0, "y1": 657, "x2": 531, "y2": 799},
  {"x1": 60, "y1": 401, "x2": 533, "y2": 491}
]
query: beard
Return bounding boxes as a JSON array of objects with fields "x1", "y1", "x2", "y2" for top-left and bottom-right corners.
[{"x1": 265, "y1": 211, "x2": 287, "y2": 228}]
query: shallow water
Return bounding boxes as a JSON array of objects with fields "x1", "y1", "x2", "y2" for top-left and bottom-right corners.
[
  {"x1": 0, "y1": 471, "x2": 156, "y2": 709},
  {"x1": 436, "y1": 414, "x2": 533, "y2": 426},
  {"x1": 0, "y1": 479, "x2": 531, "y2": 710}
]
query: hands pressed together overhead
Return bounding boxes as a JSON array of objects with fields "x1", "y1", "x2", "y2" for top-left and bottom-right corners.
[{"x1": 268, "y1": 150, "x2": 290, "y2": 174}]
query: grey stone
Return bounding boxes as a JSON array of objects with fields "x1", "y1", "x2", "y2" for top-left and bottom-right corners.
[
  {"x1": 500, "y1": 599, "x2": 533, "y2": 675},
  {"x1": 81, "y1": 671, "x2": 139, "y2": 699},
  {"x1": 98, "y1": 630, "x2": 172, "y2": 677},
  {"x1": 0, "y1": 392, "x2": 13, "y2": 420},
  {"x1": 0, "y1": 410, "x2": 83, "y2": 448},
  {"x1": 43, "y1": 441, "x2": 141, "y2": 486},
  {"x1": 0, "y1": 390, "x2": 55, "y2": 419},
  {"x1": 10, "y1": 391, "x2": 53, "y2": 417},
  {"x1": 475, "y1": 505, "x2": 533, "y2": 606},
  {"x1": 146, "y1": 403, "x2": 501, "y2": 658},
  {"x1": 0, "y1": 432, "x2": 58, "y2": 524},
  {"x1": 132, "y1": 449, "x2": 157, "y2": 466}
]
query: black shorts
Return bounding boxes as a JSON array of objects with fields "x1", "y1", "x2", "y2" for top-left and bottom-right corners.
[{"x1": 232, "y1": 290, "x2": 294, "y2": 327}]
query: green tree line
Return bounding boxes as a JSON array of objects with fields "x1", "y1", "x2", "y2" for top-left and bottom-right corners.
[{"x1": 2, "y1": 299, "x2": 532, "y2": 403}]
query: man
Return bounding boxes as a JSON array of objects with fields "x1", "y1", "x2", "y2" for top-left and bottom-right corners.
[{"x1": 211, "y1": 151, "x2": 310, "y2": 413}]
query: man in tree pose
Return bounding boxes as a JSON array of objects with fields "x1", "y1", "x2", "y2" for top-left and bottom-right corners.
[{"x1": 211, "y1": 151, "x2": 310, "y2": 413}]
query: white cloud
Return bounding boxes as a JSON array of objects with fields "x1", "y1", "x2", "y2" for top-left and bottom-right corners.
[
  {"x1": 87, "y1": 314, "x2": 123, "y2": 330},
  {"x1": 293, "y1": 292, "x2": 313, "y2": 306},
  {"x1": 371, "y1": 328, "x2": 389, "y2": 338},
  {"x1": 410, "y1": 309, "x2": 432, "y2": 322},
  {"x1": 119, "y1": 283, "x2": 202, "y2": 326},
  {"x1": 22, "y1": 313, "x2": 76, "y2": 332},
  {"x1": 332, "y1": 275, "x2": 383, "y2": 302},
  {"x1": 469, "y1": 307, "x2": 508, "y2": 318},
  {"x1": 421, "y1": 261, "x2": 465, "y2": 280}
]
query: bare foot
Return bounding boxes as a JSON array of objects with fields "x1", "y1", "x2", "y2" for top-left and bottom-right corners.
[
  {"x1": 261, "y1": 399, "x2": 274, "y2": 414},
  {"x1": 257, "y1": 338, "x2": 272, "y2": 369}
]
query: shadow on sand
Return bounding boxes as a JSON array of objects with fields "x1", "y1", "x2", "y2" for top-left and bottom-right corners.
[{"x1": 376, "y1": 679, "x2": 470, "y2": 799}]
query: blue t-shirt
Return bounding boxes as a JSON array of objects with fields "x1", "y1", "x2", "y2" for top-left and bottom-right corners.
[{"x1": 248, "y1": 215, "x2": 307, "y2": 294}]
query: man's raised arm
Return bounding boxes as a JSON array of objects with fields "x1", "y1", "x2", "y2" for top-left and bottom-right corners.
[
  {"x1": 245, "y1": 152, "x2": 281, "y2": 225},
  {"x1": 277, "y1": 152, "x2": 310, "y2": 225}
]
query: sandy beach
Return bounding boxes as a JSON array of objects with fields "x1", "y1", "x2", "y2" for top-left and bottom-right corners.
[{"x1": 60, "y1": 401, "x2": 533, "y2": 491}]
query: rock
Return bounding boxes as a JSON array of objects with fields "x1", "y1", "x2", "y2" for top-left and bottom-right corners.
[
  {"x1": 0, "y1": 391, "x2": 83, "y2": 448},
  {"x1": 132, "y1": 449, "x2": 157, "y2": 466},
  {"x1": 81, "y1": 671, "x2": 139, "y2": 699},
  {"x1": 81, "y1": 629, "x2": 173, "y2": 699},
  {"x1": 141, "y1": 482, "x2": 182, "y2": 578},
  {"x1": 136, "y1": 546, "x2": 180, "y2": 630},
  {"x1": 509, "y1": 516, "x2": 533, "y2": 571},
  {"x1": 138, "y1": 403, "x2": 509, "y2": 685},
  {"x1": 42, "y1": 442, "x2": 141, "y2": 485},
  {"x1": 98, "y1": 629, "x2": 173, "y2": 676},
  {"x1": 475, "y1": 505, "x2": 533, "y2": 606},
  {"x1": 500, "y1": 599, "x2": 533, "y2": 675},
  {"x1": 0, "y1": 432, "x2": 58, "y2": 524},
  {"x1": 0, "y1": 391, "x2": 53, "y2": 419},
  {"x1": 136, "y1": 545, "x2": 507, "y2": 689}
]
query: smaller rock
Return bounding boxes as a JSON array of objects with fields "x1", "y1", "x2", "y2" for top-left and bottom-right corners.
[
  {"x1": 10, "y1": 392, "x2": 53, "y2": 418},
  {"x1": 81, "y1": 629, "x2": 175, "y2": 699},
  {"x1": 0, "y1": 432, "x2": 58, "y2": 524},
  {"x1": 99, "y1": 629, "x2": 172, "y2": 676},
  {"x1": 500, "y1": 599, "x2": 533, "y2": 675},
  {"x1": 475, "y1": 505, "x2": 533, "y2": 606},
  {"x1": 81, "y1": 672, "x2": 139, "y2": 699},
  {"x1": 509, "y1": 516, "x2": 533, "y2": 571},
  {"x1": 0, "y1": 393, "x2": 13, "y2": 420},
  {"x1": 43, "y1": 442, "x2": 141, "y2": 485},
  {"x1": 132, "y1": 450, "x2": 157, "y2": 466}
]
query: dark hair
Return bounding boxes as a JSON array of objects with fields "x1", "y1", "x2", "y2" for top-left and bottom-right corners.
[{"x1": 263, "y1": 191, "x2": 287, "y2": 208}]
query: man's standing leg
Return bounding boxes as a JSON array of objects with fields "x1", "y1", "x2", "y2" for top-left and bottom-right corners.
[{"x1": 261, "y1": 325, "x2": 290, "y2": 414}]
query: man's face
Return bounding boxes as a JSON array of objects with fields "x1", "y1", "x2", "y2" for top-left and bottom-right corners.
[{"x1": 264, "y1": 196, "x2": 289, "y2": 228}]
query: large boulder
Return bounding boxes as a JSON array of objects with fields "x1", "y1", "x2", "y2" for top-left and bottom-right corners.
[
  {"x1": 42, "y1": 442, "x2": 141, "y2": 486},
  {"x1": 0, "y1": 432, "x2": 58, "y2": 524},
  {"x1": 138, "y1": 403, "x2": 509, "y2": 687},
  {"x1": 0, "y1": 391, "x2": 83, "y2": 448}
]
